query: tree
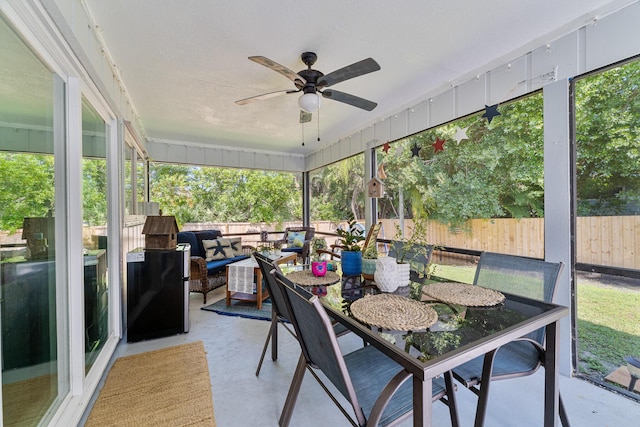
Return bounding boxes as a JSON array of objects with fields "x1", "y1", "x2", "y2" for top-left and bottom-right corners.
[
  {"x1": 149, "y1": 163, "x2": 302, "y2": 226},
  {"x1": 82, "y1": 158, "x2": 108, "y2": 226},
  {"x1": 575, "y1": 61, "x2": 640, "y2": 215},
  {"x1": 376, "y1": 92, "x2": 545, "y2": 229},
  {"x1": 310, "y1": 154, "x2": 365, "y2": 221},
  {"x1": 0, "y1": 153, "x2": 55, "y2": 232}
]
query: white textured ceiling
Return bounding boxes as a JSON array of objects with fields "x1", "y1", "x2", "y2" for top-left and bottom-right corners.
[{"x1": 82, "y1": 0, "x2": 630, "y2": 156}]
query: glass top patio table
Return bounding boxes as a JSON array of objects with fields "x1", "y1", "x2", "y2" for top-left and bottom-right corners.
[{"x1": 320, "y1": 280, "x2": 569, "y2": 427}]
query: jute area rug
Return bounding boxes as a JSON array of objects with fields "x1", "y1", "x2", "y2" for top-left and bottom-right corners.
[{"x1": 85, "y1": 341, "x2": 216, "y2": 426}]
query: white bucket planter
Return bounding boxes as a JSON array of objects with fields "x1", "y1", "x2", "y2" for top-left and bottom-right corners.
[{"x1": 374, "y1": 256, "x2": 411, "y2": 292}]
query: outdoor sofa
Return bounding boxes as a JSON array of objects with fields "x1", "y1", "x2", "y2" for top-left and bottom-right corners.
[{"x1": 177, "y1": 230, "x2": 253, "y2": 303}]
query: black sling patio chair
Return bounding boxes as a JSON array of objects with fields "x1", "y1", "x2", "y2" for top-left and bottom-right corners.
[
  {"x1": 273, "y1": 269, "x2": 460, "y2": 427},
  {"x1": 450, "y1": 251, "x2": 570, "y2": 427},
  {"x1": 253, "y1": 252, "x2": 349, "y2": 376}
]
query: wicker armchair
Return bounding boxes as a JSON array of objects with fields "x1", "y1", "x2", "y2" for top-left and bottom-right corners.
[
  {"x1": 178, "y1": 230, "x2": 255, "y2": 304},
  {"x1": 188, "y1": 244, "x2": 255, "y2": 303}
]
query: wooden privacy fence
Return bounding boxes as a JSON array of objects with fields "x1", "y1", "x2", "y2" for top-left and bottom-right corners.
[
  {"x1": 185, "y1": 216, "x2": 640, "y2": 270},
  {"x1": 379, "y1": 216, "x2": 640, "y2": 270},
  {"x1": 2, "y1": 216, "x2": 637, "y2": 269}
]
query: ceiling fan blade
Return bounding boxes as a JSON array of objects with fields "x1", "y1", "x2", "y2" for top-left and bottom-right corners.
[
  {"x1": 322, "y1": 89, "x2": 377, "y2": 111},
  {"x1": 235, "y1": 89, "x2": 298, "y2": 105},
  {"x1": 248, "y1": 56, "x2": 307, "y2": 85},
  {"x1": 300, "y1": 111, "x2": 312, "y2": 123},
  {"x1": 317, "y1": 58, "x2": 380, "y2": 88}
]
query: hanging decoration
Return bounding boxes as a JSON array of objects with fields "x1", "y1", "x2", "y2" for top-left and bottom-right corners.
[
  {"x1": 382, "y1": 141, "x2": 391, "y2": 153},
  {"x1": 482, "y1": 104, "x2": 501, "y2": 123},
  {"x1": 410, "y1": 143, "x2": 421, "y2": 157},
  {"x1": 432, "y1": 137, "x2": 445, "y2": 153},
  {"x1": 454, "y1": 126, "x2": 469, "y2": 144},
  {"x1": 377, "y1": 163, "x2": 387, "y2": 180}
]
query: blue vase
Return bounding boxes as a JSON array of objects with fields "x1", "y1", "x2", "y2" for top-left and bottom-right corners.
[{"x1": 341, "y1": 251, "x2": 362, "y2": 276}]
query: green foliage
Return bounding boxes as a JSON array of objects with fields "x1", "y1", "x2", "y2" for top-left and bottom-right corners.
[
  {"x1": 377, "y1": 92, "x2": 545, "y2": 227},
  {"x1": 335, "y1": 219, "x2": 365, "y2": 251},
  {"x1": 362, "y1": 241, "x2": 378, "y2": 259},
  {"x1": 575, "y1": 61, "x2": 640, "y2": 216},
  {"x1": 82, "y1": 158, "x2": 108, "y2": 226},
  {"x1": 393, "y1": 217, "x2": 431, "y2": 264},
  {"x1": 149, "y1": 163, "x2": 302, "y2": 225},
  {"x1": 0, "y1": 153, "x2": 55, "y2": 231},
  {"x1": 310, "y1": 154, "x2": 365, "y2": 221}
]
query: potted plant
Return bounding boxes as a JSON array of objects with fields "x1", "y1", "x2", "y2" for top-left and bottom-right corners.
[
  {"x1": 392, "y1": 218, "x2": 433, "y2": 276},
  {"x1": 257, "y1": 244, "x2": 271, "y2": 257},
  {"x1": 310, "y1": 237, "x2": 328, "y2": 276},
  {"x1": 335, "y1": 219, "x2": 365, "y2": 276},
  {"x1": 375, "y1": 217, "x2": 432, "y2": 291},
  {"x1": 361, "y1": 241, "x2": 378, "y2": 280},
  {"x1": 310, "y1": 236, "x2": 327, "y2": 257}
]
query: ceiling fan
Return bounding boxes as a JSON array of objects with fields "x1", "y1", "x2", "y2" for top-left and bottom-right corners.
[{"x1": 236, "y1": 52, "x2": 380, "y2": 123}]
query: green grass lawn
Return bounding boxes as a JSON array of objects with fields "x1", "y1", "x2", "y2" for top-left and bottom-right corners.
[
  {"x1": 431, "y1": 263, "x2": 476, "y2": 284},
  {"x1": 576, "y1": 279, "x2": 640, "y2": 379}
]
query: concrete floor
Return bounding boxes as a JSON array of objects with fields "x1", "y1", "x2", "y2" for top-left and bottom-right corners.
[{"x1": 86, "y1": 287, "x2": 640, "y2": 426}]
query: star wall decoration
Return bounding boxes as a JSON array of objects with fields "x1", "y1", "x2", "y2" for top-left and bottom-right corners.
[
  {"x1": 482, "y1": 104, "x2": 501, "y2": 124},
  {"x1": 382, "y1": 141, "x2": 391, "y2": 153},
  {"x1": 432, "y1": 137, "x2": 445, "y2": 153},
  {"x1": 411, "y1": 143, "x2": 421, "y2": 157},
  {"x1": 454, "y1": 126, "x2": 469, "y2": 144}
]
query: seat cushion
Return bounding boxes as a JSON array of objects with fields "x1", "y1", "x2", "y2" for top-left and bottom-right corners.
[
  {"x1": 452, "y1": 339, "x2": 541, "y2": 385},
  {"x1": 206, "y1": 254, "x2": 249, "y2": 275},
  {"x1": 282, "y1": 247, "x2": 302, "y2": 254}
]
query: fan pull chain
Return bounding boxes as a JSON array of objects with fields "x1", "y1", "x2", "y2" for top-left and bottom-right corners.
[
  {"x1": 301, "y1": 122, "x2": 305, "y2": 146},
  {"x1": 317, "y1": 109, "x2": 320, "y2": 142}
]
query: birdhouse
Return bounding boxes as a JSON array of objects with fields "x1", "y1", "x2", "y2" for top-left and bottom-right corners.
[
  {"x1": 142, "y1": 215, "x2": 179, "y2": 250},
  {"x1": 367, "y1": 177, "x2": 384, "y2": 198}
]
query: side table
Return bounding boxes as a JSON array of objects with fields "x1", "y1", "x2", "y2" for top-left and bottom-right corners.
[{"x1": 226, "y1": 252, "x2": 297, "y2": 309}]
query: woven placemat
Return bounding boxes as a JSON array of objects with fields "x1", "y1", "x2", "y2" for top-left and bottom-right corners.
[
  {"x1": 423, "y1": 282, "x2": 505, "y2": 306},
  {"x1": 349, "y1": 294, "x2": 438, "y2": 330},
  {"x1": 286, "y1": 270, "x2": 340, "y2": 286}
]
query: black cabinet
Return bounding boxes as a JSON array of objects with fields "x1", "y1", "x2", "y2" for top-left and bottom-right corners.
[{"x1": 126, "y1": 245, "x2": 190, "y2": 343}]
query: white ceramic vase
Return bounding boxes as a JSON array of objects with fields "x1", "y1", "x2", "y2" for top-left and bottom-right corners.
[{"x1": 374, "y1": 256, "x2": 411, "y2": 292}]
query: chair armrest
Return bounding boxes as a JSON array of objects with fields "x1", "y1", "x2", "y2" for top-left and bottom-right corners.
[
  {"x1": 190, "y1": 256, "x2": 208, "y2": 284},
  {"x1": 317, "y1": 249, "x2": 341, "y2": 260}
]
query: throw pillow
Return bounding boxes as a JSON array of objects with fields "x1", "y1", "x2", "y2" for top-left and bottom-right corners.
[
  {"x1": 202, "y1": 238, "x2": 234, "y2": 261},
  {"x1": 287, "y1": 231, "x2": 306, "y2": 247},
  {"x1": 228, "y1": 237, "x2": 243, "y2": 256}
]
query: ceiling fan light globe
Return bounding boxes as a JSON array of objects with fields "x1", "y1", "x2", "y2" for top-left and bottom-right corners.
[{"x1": 298, "y1": 92, "x2": 322, "y2": 113}]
